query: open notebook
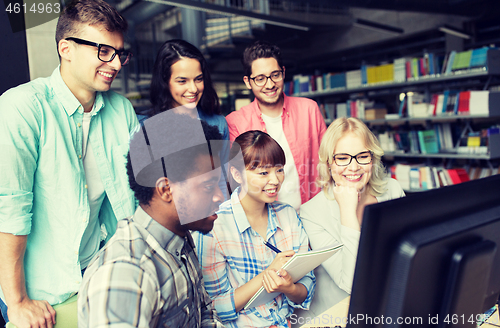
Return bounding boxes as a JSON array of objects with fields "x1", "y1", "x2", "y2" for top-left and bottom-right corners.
[{"x1": 244, "y1": 243, "x2": 343, "y2": 310}]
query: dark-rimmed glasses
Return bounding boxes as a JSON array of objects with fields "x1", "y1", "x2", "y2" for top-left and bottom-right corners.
[
  {"x1": 65, "y1": 37, "x2": 132, "y2": 66},
  {"x1": 332, "y1": 151, "x2": 373, "y2": 166},
  {"x1": 248, "y1": 70, "x2": 283, "y2": 87}
]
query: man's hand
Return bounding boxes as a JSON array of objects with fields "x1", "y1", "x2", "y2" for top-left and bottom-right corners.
[
  {"x1": 7, "y1": 297, "x2": 56, "y2": 328},
  {"x1": 0, "y1": 233, "x2": 55, "y2": 327}
]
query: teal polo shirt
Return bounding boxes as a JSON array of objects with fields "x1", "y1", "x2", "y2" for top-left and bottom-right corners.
[{"x1": 0, "y1": 67, "x2": 139, "y2": 305}]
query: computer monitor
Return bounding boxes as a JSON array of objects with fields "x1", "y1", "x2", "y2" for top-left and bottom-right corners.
[{"x1": 348, "y1": 174, "x2": 500, "y2": 327}]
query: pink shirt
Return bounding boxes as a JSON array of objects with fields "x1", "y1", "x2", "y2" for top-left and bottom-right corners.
[{"x1": 226, "y1": 94, "x2": 326, "y2": 204}]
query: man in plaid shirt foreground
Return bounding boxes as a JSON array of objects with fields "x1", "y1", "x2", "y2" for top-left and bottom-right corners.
[{"x1": 78, "y1": 112, "x2": 229, "y2": 327}]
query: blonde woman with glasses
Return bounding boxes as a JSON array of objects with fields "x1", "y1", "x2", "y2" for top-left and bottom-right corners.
[{"x1": 294, "y1": 117, "x2": 405, "y2": 321}]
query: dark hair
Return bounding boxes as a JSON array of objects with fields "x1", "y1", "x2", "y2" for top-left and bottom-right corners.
[
  {"x1": 149, "y1": 39, "x2": 220, "y2": 117},
  {"x1": 230, "y1": 130, "x2": 286, "y2": 172},
  {"x1": 127, "y1": 119, "x2": 223, "y2": 205},
  {"x1": 241, "y1": 40, "x2": 284, "y2": 77},
  {"x1": 56, "y1": 0, "x2": 127, "y2": 47}
]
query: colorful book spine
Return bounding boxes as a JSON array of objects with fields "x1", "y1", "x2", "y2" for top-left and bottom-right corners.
[
  {"x1": 470, "y1": 47, "x2": 489, "y2": 68},
  {"x1": 445, "y1": 51, "x2": 457, "y2": 74},
  {"x1": 457, "y1": 91, "x2": 471, "y2": 115},
  {"x1": 366, "y1": 66, "x2": 377, "y2": 84},
  {"x1": 417, "y1": 130, "x2": 439, "y2": 154},
  {"x1": 361, "y1": 65, "x2": 368, "y2": 85}
]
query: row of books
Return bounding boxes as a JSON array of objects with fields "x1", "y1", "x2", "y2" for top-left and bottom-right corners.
[
  {"x1": 402, "y1": 47, "x2": 491, "y2": 81},
  {"x1": 395, "y1": 54, "x2": 439, "y2": 81},
  {"x1": 283, "y1": 47, "x2": 497, "y2": 95},
  {"x1": 444, "y1": 47, "x2": 491, "y2": 74},
  {"x1": 390, "y1": 164, "x2": 499, "y2": 191},
  {"x1": 404, "y1": 90, "x2": 493, "y2": 118},
  {"x1": 284, "y1": 73, "x2": 347, "y2": 95},
  {"x1": 457, "y1": 127, "x2": 500, "y2": 155},
  {"x1": 377, "y1": 125, "x2": 499, "y2": 155},
  {"x1": 318, "y1": 89, "x2": 495, "y2": 123},
  {"x1": 319, "y1": 100, "x2": 388, "y2": 122}
]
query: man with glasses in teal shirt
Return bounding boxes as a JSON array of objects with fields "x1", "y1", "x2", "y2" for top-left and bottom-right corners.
[{"x1": 0, "y1": 0, "x2": 138, "y2": 327}]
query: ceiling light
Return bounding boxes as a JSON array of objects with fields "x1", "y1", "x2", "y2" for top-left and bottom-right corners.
[
  {"x1": 353, "y1": 18, "x2": 404, "y2": 35},
  {"x1": 438, "y1": 25, "x2": 471, "y2": 39}
]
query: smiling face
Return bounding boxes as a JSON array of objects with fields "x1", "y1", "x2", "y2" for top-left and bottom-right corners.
[
  {"x1": 169, "y1": 57, "x2": 204, "y2": 109},
  {"x1": 236, "y1": 164, "x2": 285, "y2": 206},
  {"x1": 330, "y1": 133, "x2": 373, "y2": 192},
  {"x1": 61, "y1": 24, "x2": 124, "y2": 102},
  {"x1": 244, "y1": 57, "x2": 284, "y2": 109}
]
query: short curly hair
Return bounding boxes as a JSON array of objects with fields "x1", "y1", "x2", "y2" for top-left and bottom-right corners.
[
  {"x1": 317, "y1": 117, "x2": 387, "y2": 199},
  {"x1": 241, "y1": 40, "x2": 284, "y2": 77},
  {"x1": 126, "y1": 119, "x2": 223, "y2": 206}
]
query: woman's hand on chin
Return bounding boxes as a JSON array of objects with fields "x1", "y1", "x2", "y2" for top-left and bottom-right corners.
[
  {"x1": 333, "y1": 182, "x2": 359, "y2": 213},
  {"x1": 333, "y1": 182, "x2": 361, "y2": 230}
]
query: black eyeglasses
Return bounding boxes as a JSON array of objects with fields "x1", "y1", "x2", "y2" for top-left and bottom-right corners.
[
  {"x1": 249, "y1": 70, "x2": 283, "y2": 87},
  {"x1": 332, "y1": 151, "x2": 373, "y2": 166},
  {"x1": 65, "y1": 37, "x2": 132, "y2": 66}
]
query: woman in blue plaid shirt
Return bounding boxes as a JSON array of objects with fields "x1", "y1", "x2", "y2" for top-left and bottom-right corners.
[{"x1": 193, "y1": 131, "x2": 315, "y2": 328}]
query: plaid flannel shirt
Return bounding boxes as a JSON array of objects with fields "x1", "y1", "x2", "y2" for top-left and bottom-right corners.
[{"x1": 78, "y1": 206, "x2": 225, "y2": 328}]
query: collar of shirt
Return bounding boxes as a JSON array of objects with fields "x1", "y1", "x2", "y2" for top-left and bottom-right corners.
[
  {"x1": 250, "y1": 93, "x2": 291, "y2": 121},
  {"x1": 229, "y1": 187, "x2": 283, "y2": 239},
  {"x1": 50, "y1": 66, "x2": 105, "y2": 117},
  {"x1": 132, "y1": 206, "x2": 186, "y2": 261}
]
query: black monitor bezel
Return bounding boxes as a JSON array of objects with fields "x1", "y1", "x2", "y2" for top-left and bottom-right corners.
[{"x1": 348, "y1": 174, "x2": 500, "y2": 327}]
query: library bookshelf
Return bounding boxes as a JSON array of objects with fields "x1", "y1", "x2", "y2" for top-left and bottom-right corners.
[{"x1": 291, "y1": 48, "x2": 500, "y2": 190}]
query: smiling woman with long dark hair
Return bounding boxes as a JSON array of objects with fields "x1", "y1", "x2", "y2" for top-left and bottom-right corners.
[{"x1": 146, "y1": 39, "x2": 228, "y2": 140}]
